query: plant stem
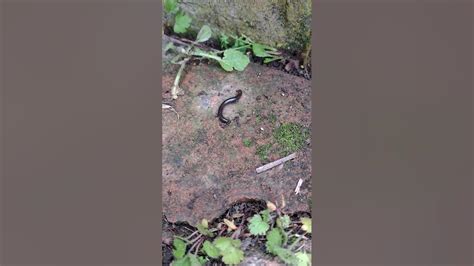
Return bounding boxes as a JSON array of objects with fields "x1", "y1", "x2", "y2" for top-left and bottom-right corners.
[
  {"x1": 288, "y1": 233, "x2": 306, "y2": 251},
  {"x1": 185, "y1": 230, "x2": 200, "y2": 240},
  {"x1": 171, "y1": 58, "x2": 189, "y2": 100},
  {"x1": 189, "y1": 236, "x2": 203, "y2": 254},
  {"x1": 193, "y1": 238, "x2": 204, "y2": 255},
  {"x1": 227, "y1": 44, "x2": 251, "y2": 51},
  {"x1": 191, "y1": 50, "x2": 222, "y2": 61},
  {"x1": 188, "y1": 233, "x2": 203, "y2": 244}
]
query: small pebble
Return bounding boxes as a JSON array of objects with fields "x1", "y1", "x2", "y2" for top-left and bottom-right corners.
[{"x1": 260, "y1": 127, "x2": 264, "y2": 131}]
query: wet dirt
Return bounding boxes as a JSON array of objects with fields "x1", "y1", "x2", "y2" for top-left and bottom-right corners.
[{"x1": 162, "y1": 54, "x2": 312, "y2": 225}]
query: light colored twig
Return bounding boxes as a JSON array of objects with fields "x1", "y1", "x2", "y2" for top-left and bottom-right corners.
[
  {"x1": 256, "y1": 153, "x2": 296, "y2": 174},
  {"x1": 171, "y1": 58, "x2": 189, "y2": 100},
  {"x1": 162, "y1": 103, "x2": 180, "y2": 120},
  {"x1": 295, "y1": 178, "x2": 303, "y2": 195}
]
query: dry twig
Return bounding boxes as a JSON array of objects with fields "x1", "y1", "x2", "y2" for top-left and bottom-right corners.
[{"x1": 256, "y1": 153, "x2": 296, "y2": 174}]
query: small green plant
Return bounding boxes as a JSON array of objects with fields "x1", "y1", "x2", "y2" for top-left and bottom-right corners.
[
  {"x1": 164, "y1": 0, "x2": 178, "y2": 14},
  {"x1": 164, "y1": 0, "x2": 191, "y2": 34},
  {"x1": 224, "y1": 34, "x2": 284, "y2": 63},
  {"x1": 173, "y1": 11, "x2": 192, "y2": 33},
  {"x1": 248, "y1": 212, "x2": 270, "y2": 235},
  {"x1": 256, "y1": 143, "x2": 272, "y2": 161},
  {"x1": 274, "y1": 123, "x2": 309, "y2": 155},
  {"x1": 203, "y1": 237, "x2": 244, "y2": 264},
  {"x1": 242, "y1": 138, "x2": 253, "y2": 147},
  {"x1": 164, "y1": 0, "x2": 284, "y2": 100},
  {"x1": 164, "y1": 23, "x2": 250, "y2": 99},
  {"x1": 168, "y1": 201, "x2": 311, "y2": 265},
  {"x1": 171, "y1": 238, "x2": 207, "y2": 266},
  {"x1": 219, "y1": 33, "x2": 230, "y2": 49},
  {"x1": 247, "y1": 203, "x2": 312, "y2": 265}
]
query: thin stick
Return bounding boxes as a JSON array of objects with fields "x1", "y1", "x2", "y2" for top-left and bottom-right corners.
[
  {"x1": 295, "y1": 178, "x2": 303, "y2": 195},
  {"x1": 256, "y1": 153, "x2": 296, "y2": 174}
]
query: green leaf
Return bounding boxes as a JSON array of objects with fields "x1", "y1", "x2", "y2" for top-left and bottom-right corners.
[
  {"x1": 172, "y1": 238, "x2": 187, "y2": 259},
  {"x1": 187, "y1": 254, "x2": 202, "y2": 266},
  {"x1": 196, "y1": 223, "x2": 214, "y2": 237},
  {"x1": 219, "y1": 49, "x2": 250, "y2": 72},
  {"x1": 277, "y1": 215, "x2": 291, "y2": 229},
  {"x1": 261, "y1": 209, "x2": 271, "y2": 223},
  {"x1": 164, "y1": 0, "x2": 178, "y2": 14},
  {"x1": 295, "y1": 252, "x2": 312, "y2": 266},
  {"x1": 172, "y1": 256, "x2": 189, "y2": 266},
  {"x1": 219, "y1": 33, "x2": 230, "y2": 49},
  {"x1": 195, "y1": 25, "x2": 212, "y2": 43},
  {"x1": 232, "y1": 36, "x2": 246, "y2": 48},
  {"x1": 252, "y1": 43, "x2": 270, "y2": 57},
  {"x1": 218, "y1": 60, "x2": 233, "y2": 72},
  {"x1": 266, "y1": 228, "x2": 283, "y2": 254},
  {"x1": 263, "y1": 57, "x2": 283, "y2": 64},
  {"x1": 248, "y1": 214, "x2": 270, "y2": 235},
  {"x1": 213, "y1": 237, "x2": 240, "y2": 252},
  {"x1": 221, "y1": 246, "x2": 244, "y2": 265},
  {"x1": 202, "y1": 240, "x2": 220, "y2": 259},
  {"x1": 174, "y1": 12, "x2": 192, "y2": 33},
  {"x1": 198, "y1": 256, "x2": 208, "y2": 265},
  {"x1": 273, "y1": 246, "x2": 300, "y2": 265},
  {"x1": 164, "y1": 42, "x2": 175, "y2": 53},
  {"x1": 301, "y1": 217, "x2": 312, "y2": 233},
  {"x1": 213, "y1": 237, "x2": 244, "y2": 265},
  {"x1": 172, "y1": 254, "x2": 203, "y2": 266}
]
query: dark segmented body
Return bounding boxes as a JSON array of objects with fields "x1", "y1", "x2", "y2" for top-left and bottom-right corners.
[{"x1": 217, "y1": 89, "x2": 242, "y2": 124}]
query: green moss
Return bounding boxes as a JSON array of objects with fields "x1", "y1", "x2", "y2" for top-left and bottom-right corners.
[
  {"x1": 273, "y1": 123, "x2": 309, "y2": 155},
  {"x1": 242, "y1": 138, "x2": 253, "y2": 147},
  {"x1": 256, "y1": 143, "x2": 272, "y2": 161}
]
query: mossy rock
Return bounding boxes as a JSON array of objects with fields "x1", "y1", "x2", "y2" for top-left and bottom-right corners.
[{"x1": 163, "y1": 0, "x2": 311, "y2": 55}]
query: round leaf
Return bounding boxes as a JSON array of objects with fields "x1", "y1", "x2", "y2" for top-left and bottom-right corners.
[{"x1": 195, "y1": 25, "x2": 212, "y2": 43}]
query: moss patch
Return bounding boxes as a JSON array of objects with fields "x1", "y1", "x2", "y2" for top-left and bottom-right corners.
[
  {"x1": 256, "y1": 143, "x2": 272, "y2": 161},
  {"x1": 273, "y1": 123, "x2": 309, "y2": 155},
  {"x1": 243, "y1": 138, "x2": 253, "y2": 147}
]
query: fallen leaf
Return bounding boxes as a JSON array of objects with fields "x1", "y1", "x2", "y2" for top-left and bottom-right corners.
[
  {"x1": 267, "y1": 201, "x2": 277, "y2": 212},
  {"x1": 223, "y1": 218, "x2": 237, "y2": 230}
]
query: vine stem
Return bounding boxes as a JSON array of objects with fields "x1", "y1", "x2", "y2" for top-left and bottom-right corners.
[
  {"x1": 193, "y1": 238, "x2": 204, "y2": 255},
  {"x1": 188, "y1": 233, "x2": 203, "y2": 244},
  {"x1": 185, "y1": 230, "x2": 200, "y2": 240},
  {"x1": 189, "y1": 236, "x2": 203, "y2": 254}
]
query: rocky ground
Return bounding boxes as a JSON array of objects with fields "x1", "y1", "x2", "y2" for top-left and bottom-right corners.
[{"x1": 162, "y1": 34, "x2": 312, "y2": 265}]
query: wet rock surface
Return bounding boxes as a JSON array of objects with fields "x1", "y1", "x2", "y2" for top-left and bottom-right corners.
[{"x1": 162, "y1": 53, "x2": 311, "y2": 225}]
